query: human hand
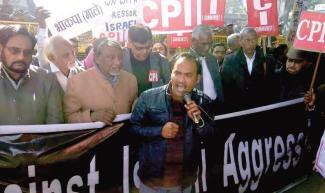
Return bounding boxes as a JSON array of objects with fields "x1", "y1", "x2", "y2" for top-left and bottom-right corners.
[
  {"x1": 184, "y1": 100, "x2": 201, "y2": 123},
  {"x1": 161, "y1": 122, "x2": 179, "y2": 139},
  {"x1": 304, "y1": 88, "x2": 316, "y2": 110},
  {"x1": 90, "y1": 109, "x2": 116, "y2": 125},
  {"x1": 34, "y1": 7, "x2": 50, "y2": 29}
]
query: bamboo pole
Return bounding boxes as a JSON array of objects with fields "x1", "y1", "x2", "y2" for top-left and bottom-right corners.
[
  {"x1": 309, "y1": 53, "x2": 322, "y2": 91},
  {"x1": 262, "y1": 36, "x2": 267, "y2": 56}
]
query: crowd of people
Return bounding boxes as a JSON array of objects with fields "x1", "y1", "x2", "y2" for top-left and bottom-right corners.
[{"x1": 0, "y1": 6, "x2": 324, "y2": 193}]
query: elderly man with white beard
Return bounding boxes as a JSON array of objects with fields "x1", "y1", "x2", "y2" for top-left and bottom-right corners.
[{"x1": 64, "y1": 39, "x2": 138, "y2": 125}]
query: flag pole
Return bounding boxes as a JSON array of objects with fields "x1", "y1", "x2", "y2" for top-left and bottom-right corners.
[{"x1": 309, "y1": 53, "x2": 322, "y2": 91}]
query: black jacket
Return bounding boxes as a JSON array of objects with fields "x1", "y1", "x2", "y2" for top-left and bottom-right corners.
[{"x1": 222, "y1": 46, "x2": 276, "y2": 112}]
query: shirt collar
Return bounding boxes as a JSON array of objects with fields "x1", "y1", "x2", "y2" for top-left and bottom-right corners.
[
  {"x1": 49, "y1": 62, "x2": 61, "y2": 73},
  {"x1": 94, "y1": 63, "x2": 119, "y2": 86},
  {"x1": 0, "y1": 63, "x2": 31, "y2": 89},
  {"x1": 244, "y1": 51, "x2": 256, "y2": 61},
  {"x1": 190, "y1": 47, "x2": 200, "y2": 57},
  {"x1": 190, "y1": 47, "x2": 206, "y2": 58},
  {"x1": 166, "y1": 82, "x2": 172, "y2": 98},
  {"x1": 0, "y1": 63, "x2": 30, "y2": 79},
  {"x1": 50, "y1": 62, "x2": 74, "y2": 78},
  {"x1": 0, "y1": 64, "x2": 4, "y2": 79}
]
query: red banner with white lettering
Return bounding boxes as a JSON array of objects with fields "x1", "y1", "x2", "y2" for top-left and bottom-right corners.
[
  {"x1": 167, "y1": 33, "x2": 191, "y2": 48},
  {"x1": 141, "y1": 0, "x2": 199, "y2": 34},
  {"x1": 201, "y1": 0, "x2": 226, "y2": 26},
  {"x1": 294, "y1": 11, "x2": 325, "y2": 53},
  {"x1": 247, "y1": 0, "x2": 278, "y2": 36}
]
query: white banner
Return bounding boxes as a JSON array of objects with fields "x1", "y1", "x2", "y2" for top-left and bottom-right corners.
[
  {"x1": 34, "y1": 0, "x2": 99, "y2": 39},
  {"x1": 34, "y1": 0, "x2": 140, "y2": 41},
  {"x1": 91, "y1": 0, "x2": 141, "y2": 42},
  {"x1": 0, "y1": 113, "x2": 130, "y2": 134}
]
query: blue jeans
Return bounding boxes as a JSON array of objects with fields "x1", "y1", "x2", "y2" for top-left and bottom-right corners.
[{"x1": 139, "y1": 181, "x2": 192, "y2": 193}]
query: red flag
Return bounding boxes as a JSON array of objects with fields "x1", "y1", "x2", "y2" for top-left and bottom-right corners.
[
  {"x1": 201, "y1": 0, "x2": 226, "y2": 26},
  {"x1": 247, "y1": 0, "x2": 278, "y2": 36},
  {"x1": 294, "y1": 11, "x2": 325, "y2": 53},
  {"x1": 142, "y1": 0, "x2": 199, "y2": 34},
  {"x1": 167, "y1": 33, "x2": 191, "y2": 48}
]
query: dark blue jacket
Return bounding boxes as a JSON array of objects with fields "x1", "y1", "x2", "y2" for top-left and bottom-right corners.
[{"x1": 130, "y1": 84, "x2": 216, "y2": 182}]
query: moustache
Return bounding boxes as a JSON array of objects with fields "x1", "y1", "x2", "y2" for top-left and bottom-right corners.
[{"x1": 12, "y1": 61, "x2": 28, "y2": 66}]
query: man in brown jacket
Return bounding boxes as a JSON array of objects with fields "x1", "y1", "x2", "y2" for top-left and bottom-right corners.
[
  {"x1": 64, "y1": 39, "x2": 138, "y2": 125},
  {"x1": 64, "y1": 39, "x2": 137, "y2": 193}
]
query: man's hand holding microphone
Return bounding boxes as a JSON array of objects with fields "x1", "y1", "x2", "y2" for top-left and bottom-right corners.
[{"x1": 183, "y1": 92, "x2": 202, "y2": 124}]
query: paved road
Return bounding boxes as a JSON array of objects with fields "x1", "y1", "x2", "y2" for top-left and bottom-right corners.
[{"x1": 284, "y1": 172, "x2": 325, "y2": 193}]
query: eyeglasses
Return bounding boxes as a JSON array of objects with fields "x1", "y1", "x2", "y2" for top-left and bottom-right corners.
[
  {"x1": 5, "y1": 46, "x2": 33, "y2": 57},
  {"x1": 132, "y1": 43, "x2": 152, "y2": 51}
]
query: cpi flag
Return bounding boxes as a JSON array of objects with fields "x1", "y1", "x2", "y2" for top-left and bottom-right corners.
[
  {"x1": 294, "y1": 11, "x2": 325, "y2": 53},
  {"x1": 167, "y1": 33, "x2": 191, "y2": 48},
  {"x1": 140, "y1": 0, "x2": 226, "y2": 34},
  {"x1": 201, "y1": 0, "x2": 226, "y2": 26},
  {"x1": 140, "y1": 0, "x2": 200, "y2": 34},
  {"x1": 247, "y1": 0, "x2": 278, "y2": 36}
]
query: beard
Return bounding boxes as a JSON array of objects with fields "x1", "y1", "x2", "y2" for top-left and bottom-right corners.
[
  {"x1": 108, "y1": 67, "x2": 121, "y2": 76},
  {"x1": 1, "y1": 52, "x2": 30, "y2": 74}
]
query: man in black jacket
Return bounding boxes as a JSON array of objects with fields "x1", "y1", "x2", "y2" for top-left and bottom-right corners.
[
  {"x1": 275, "y1": 47, "x2": 315, "y2": 101},
  {"x1": 222, "y1": 27, "x2": 276, "y2": 112}
]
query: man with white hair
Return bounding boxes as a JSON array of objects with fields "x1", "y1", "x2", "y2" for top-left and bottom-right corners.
[
  {"x1": 43, "y1": 35, "x2": 84, "y2": 91},
  {"x1": 34, "y1": 7, "x2": 83, "y2": 92},
  {"x1": 190, "y1": 24, "x2": 223, "y2": 104},
  {"x1": 226, "y1": 33, "x2": 241, "y2": 54}
]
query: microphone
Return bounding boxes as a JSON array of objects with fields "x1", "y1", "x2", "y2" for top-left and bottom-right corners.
[{"x1": 183, "y1": 92, "x2": 200, "y2": 124}]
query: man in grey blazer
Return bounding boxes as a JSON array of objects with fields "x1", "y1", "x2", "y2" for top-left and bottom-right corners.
[
  {"x1": 0, "y1": 25, "x2": 63, "y2": 124},
  {"x1": 190, "y1": 25, "x2": 224, "y2": 103}
]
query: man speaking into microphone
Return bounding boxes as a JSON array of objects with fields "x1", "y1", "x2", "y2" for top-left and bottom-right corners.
[{"x1": 130, "y1": 53, "x2": 216, "y2": 193}]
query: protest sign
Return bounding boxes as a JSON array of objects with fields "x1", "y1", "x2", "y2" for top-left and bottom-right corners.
[
  {"x1": 167, "y1": 33, "x2": 191, "y2": 48},
  {"x1": 247, "y1": 0, "x2": 278, "y2": 36},
  {"x1": 0, "y1": 99, "x2": 320, "y2": 193},
  {"x1": 34, "y1": 0, "x2": 139, "y2": 41},
  {"x1": 294, "y1": 11, "x2": 325, "y2": 53},
  {"x1": 34, "y1": 0, "x2": 103, "y2": 39},
  {"x1": 140, "y1": 0, "x2": 200, "y2": 34},
  {"x1": 201, "y1": 0, "x2": 226, "y2": 26}
]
